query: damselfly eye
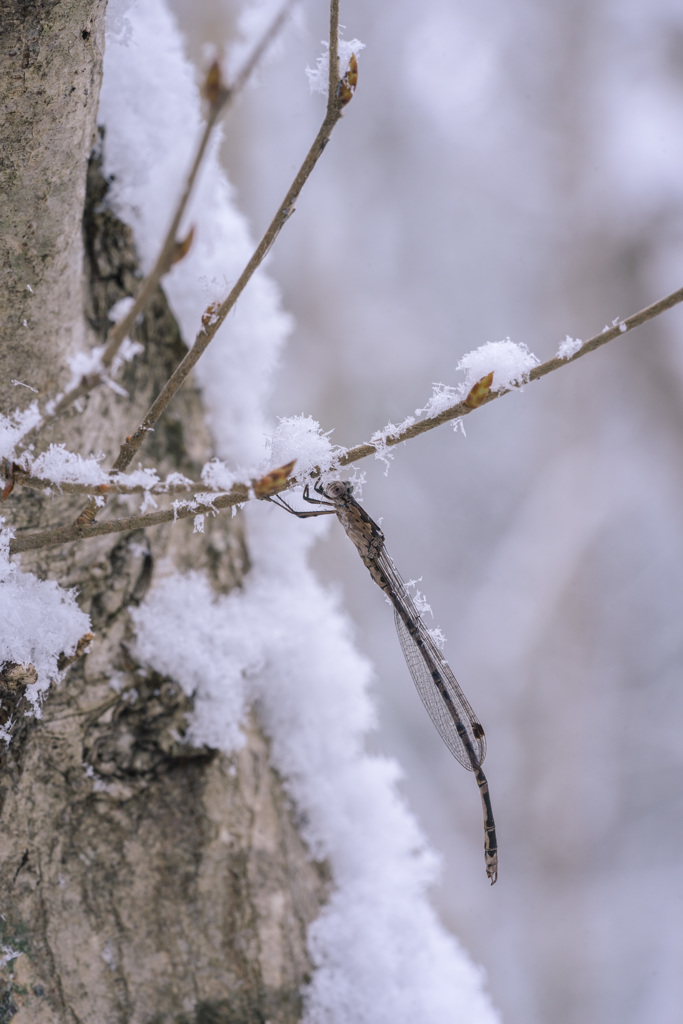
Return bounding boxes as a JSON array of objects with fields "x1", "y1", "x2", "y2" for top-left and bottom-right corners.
[{"x1": 326, "y1": 481, "x2": 348, "y2": 498}]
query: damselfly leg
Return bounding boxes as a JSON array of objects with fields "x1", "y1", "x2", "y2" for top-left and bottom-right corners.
[{"x1": 266, "y1": 483, "x2": 336, "y2": 518}]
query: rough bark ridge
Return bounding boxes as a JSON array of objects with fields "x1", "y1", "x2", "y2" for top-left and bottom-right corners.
[
  {"x1": 0, "y1": 6, "x2": 327, "y2": 1022},
  {"x1": 0, "y1": 0, "x2": 105, "y2": 413}
]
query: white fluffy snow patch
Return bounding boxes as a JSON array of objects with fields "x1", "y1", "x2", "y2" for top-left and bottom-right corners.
[
  {"x1": 557, "y1": 335, "x2": 583, "y2": 360},
  {"x1": 457, "y1": 338, "x2": 539, "y2": 391},
  {"x1": 0, "y1": 403, "x2": 41, "y2": 461},
  {"x1": 201, "y1": 459, "x2": 237, "y2": 493},
  {"x1": 0, "y1": 521, "x2": 91, "y2": 717},
  {"x1": 30, "y1": 444, "x2": 108, "y2": 488},
  {"x1": 131, "y1": 572, "x2": 253, "y2": 752},
  {"x1": 265, "y1": 415, "x2": 342, "y2": 481}
]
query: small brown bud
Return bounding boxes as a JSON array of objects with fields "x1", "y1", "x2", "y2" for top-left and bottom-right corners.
[
  {"x1": 464, "y1": 372, "x2": 494, "y2": 409},
  {"x1": 201, "y1": 301, "x2": 221, "y2": 330},
  {"x1": 338, "y1": 53, "x2": 358, "y2": 107},
  {"x1": 202, "y1": 59, "x2": 225, "y2": 108},
  {"x1": 252, "y1": 460, "x2": 297, "y2": 498},
  {"x1": 170, "y1": 225, "x2": 195, "y2": 266}
]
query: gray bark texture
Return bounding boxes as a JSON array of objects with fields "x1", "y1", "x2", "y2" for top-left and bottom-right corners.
[{"x1": 0, "y1": 4, "x2": 328, "y2": 1022}]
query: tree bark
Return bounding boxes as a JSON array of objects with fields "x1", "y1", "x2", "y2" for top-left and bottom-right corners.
[{"x1": 0, "y1": 5, "x2": 327, "y2": 1022}]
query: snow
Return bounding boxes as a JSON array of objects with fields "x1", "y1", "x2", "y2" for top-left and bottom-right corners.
[
  {"x1": 0, "y1": 520, "x2": 91, "y2": 716},
  {"x1": 265, "y1": 414, "x2": 342, "y2": 480},
  {"x1": 306, "y1": 37, "x2": 366, "y2": 95},
  {"x1": 557, "y1": 335, "x2": 584, "y2": 360},
  {"x1": 416, "y1": 381, "x2": 463, "y2": 421},
  {"x1": 108, "y1": 296, "x2": 135, "y2": 323},
  {"x1": 0, "y1": 944, "x2": 22, "y2": 969},
  {"x1": 369, "y1": 339, "x2": 540, "y2": 469},
  {"x1": 10, "y1": 379, "x2": 39, "y2": 394},
  {"x1": 0, "y1": 402, "x2": 41, "y2": 461},
  {"x1": 200, "y1": 458, "x2": 237, "y2": 492},
  {"x1": 30, "y1": 444, "x2": 108, "y2": 487},
  {"x1": 456, "y1": 338, "x2": 539, "y2": 391},
  {"x1": 63, "y1": 342, "x2": 106, "y2": 392},
  {"x1": 131, "y1": 572, "x2": 251, "y2": 752}
]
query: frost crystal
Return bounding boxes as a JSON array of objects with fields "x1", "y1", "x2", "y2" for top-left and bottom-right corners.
[
  {"x1": 201, "y1": 459, "x2": 237, "y2": 492},
  {"x1": 31, "y1": 444, "x2": 108, "y2": 487},
  {"x1": 0, "y1": 403, "x2": 41, "y2": 461},
  {"x1": 557, "y1": 335, "x2": 583, "y2": 360},
  {"x1": 306, "y1": 37, "x2": 365, "y2": 95}
]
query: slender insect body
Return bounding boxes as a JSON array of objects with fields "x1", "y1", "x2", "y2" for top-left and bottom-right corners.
[{"x1": 269, "y1": 478, "x2": 498, "y2": 884}]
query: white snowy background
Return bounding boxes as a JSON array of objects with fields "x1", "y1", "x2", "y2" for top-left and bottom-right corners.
[
  {"x1": 3, "y1": 0, "x2": 683, "y2": 1021},
  {"x1": 162, "y1": 3, "x2": 683, "y2": 1024}
]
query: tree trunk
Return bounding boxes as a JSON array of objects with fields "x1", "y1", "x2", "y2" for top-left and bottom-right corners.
[{"x1": 0, "y1": 5, "x2": 327, "y2": 1021}]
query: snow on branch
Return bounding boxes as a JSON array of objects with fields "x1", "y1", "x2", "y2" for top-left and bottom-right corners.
[
  {"x1": 338, "y1": 284, "x2": 683, "y2": 469},
  {"x1": 8, "y1": 279, "x2": 683, "y2": 557}
]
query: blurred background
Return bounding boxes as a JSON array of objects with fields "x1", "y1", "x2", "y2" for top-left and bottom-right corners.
[{"x1": 168, "y1": 1, "x2": 683, "y2": 1021}]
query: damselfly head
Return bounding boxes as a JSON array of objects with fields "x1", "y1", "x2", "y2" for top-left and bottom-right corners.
[{"x1": 326, "y1": 480, "x2": 351, "y2": 499}]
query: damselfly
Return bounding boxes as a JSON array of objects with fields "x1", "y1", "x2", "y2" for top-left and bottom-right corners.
[{"x1": 269, "y1": 479, "x2": 498, "y2": 884}]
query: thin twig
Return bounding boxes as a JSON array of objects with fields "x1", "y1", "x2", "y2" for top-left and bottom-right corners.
[
  {"x1": 19, "y1": 0, "x2": 297, "y2": 449},
  {"x1": 328, "y1": 0, "x2": 340, "y2": 96},
  {"x1": 229, "y1": 0, "x2": 298, "y2": 97},
  {"x1": 5, "y1": 471, "x2": 197, "y2": 497},
  {"x1": 9, "y1": 486, "x2": 250, "y2": 555},
  {"x1": 10, "y1": 282, "x2": 683, "y2": 557},
  {"x1": 74, "y1": 0, "x2": 347, "y2": 527}
]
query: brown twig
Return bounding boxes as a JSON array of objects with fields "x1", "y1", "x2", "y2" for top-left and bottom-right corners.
[
  {"x1": 19, "y1": 0, "x2": 297, "y2": 450},
  {"x1": 4, "y1": 469, "x2": 194, "y2": 497},
  {"x1": 228, "y1": 0, "x2": 298, "y2": 98},
  {"x1": 10, "y1": 487, "x2": 250, "y2": 555},
  {"x1": 8, "y1": 458, "x2": 297, "y2": 499},
  {"x1": 74, "y1": 0, "x2": 348, "y2": 527}
]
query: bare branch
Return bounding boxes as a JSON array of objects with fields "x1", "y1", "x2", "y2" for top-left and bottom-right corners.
[
  {"x1": 4, "y1": 469, "x2": 194, "y2": 497},
  {"x1": 7, "y1": 458, "x2": 297, "y2": 499},
  {"x1": 328, "y1": 0, "x2": 341, "y2": 97},
  {"x1": 10, "y1": 487, "x2": 249, "y2": 555},
  {"x1": 229, "y1": 0, "x2": 298, "y2": 98},
  {"x1": 8, "y1": 460, "x2": 296, "y2": 555}
]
